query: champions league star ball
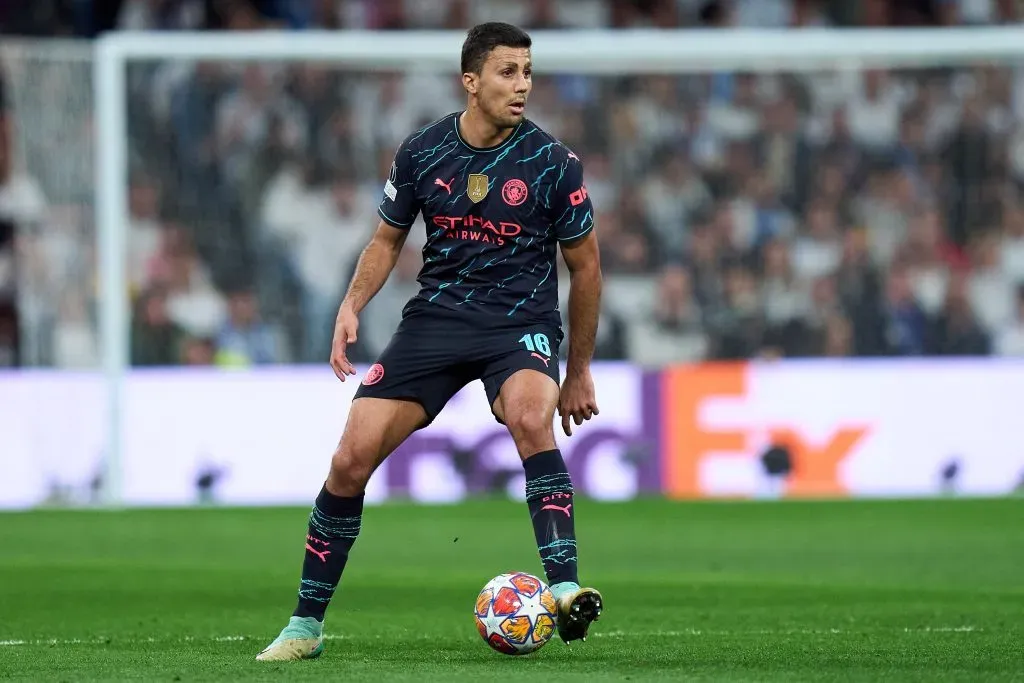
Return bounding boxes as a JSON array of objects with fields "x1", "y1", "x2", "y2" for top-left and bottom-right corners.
[{"x1": 474, "y1": 572, "x2": 558, "y2": 655}]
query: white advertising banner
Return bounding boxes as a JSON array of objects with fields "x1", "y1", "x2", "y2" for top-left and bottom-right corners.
[
  {"x1": 0, "y1": 364, "x2": 656, "y2": 509},
  {"x1": 3, "y1": 360, "x2": 1022, "y2": 508}
]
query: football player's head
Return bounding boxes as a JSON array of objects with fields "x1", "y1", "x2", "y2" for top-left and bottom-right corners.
[{"x1": 461, "y1": 22, "x2": 532, "y2": 129}]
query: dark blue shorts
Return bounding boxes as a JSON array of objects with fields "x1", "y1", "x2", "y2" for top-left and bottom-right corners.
[{"x1": 354, "y1": 305, "x2": 562, "y2": 424}]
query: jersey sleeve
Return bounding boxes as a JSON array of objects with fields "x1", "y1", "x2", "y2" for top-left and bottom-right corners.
[
  {"x1": 377, "y1": 137, "x2": 420, "y2": 229},
  {"x1": 549, "y1": 151, "x2": 595, "y2": 243}
]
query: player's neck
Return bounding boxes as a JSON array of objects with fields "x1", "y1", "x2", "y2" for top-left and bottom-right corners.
[{"x1": 458, "y1": 108, "x2": 515, "y2": 150}]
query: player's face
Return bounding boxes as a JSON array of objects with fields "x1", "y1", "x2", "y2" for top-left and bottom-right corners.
[{"x1": 469, "y1": 47, "x2": 532, "y2": 129}]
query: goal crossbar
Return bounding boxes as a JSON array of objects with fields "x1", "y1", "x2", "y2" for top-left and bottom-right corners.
[{"x1": 98, "y1": 27, "x2": 1024, "y2": 71}]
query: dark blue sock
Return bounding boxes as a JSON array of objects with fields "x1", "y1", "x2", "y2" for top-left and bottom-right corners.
[
  {"x1": 293, "y1": 486, "x2": 363, "y2": 620},
  {"x1": 523, "y1": 449, "x2": 579, "y2": 586}
]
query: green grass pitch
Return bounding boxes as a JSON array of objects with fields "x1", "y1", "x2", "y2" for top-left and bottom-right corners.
[{"x1": 1, "y1": 498, "x2": 1022, "y2": 682}]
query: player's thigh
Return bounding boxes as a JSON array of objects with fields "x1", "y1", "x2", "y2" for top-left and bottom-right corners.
[
  {"x1": 483, "y1": 323, "x2": 562, "y2": 419},
  {"x1": 492, "y1": 368, "x2": 560, "y2": 426},
  {"x1": 482, "y1": 323, "x2": 562, "y2": 453},
  {"x1": 354, "y1": 314, "x2": 470, "y2": 423},
  {"x1": 332, "y1": 396, "x2": 427, "y2": 478},
  {"x1": 491, "y1": 369, "x2": 560, "y2": 459}
]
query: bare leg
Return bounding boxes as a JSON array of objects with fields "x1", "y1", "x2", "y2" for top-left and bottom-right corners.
[{"x1": 327, "y1": 397, "x2": 428, "y2": 495}]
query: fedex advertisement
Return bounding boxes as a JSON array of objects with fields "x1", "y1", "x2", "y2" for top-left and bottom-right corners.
[
  {"x1": 659, "y1": 360, "x2": 1024, "y2": 499},
  {"x1": 0, "y1": 360, "x2": 1022, "y2": 509}
]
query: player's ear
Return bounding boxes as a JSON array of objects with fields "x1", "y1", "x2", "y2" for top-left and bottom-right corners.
[{"x1": 462, "y1": 71, "x2": 479, "y2": 95}]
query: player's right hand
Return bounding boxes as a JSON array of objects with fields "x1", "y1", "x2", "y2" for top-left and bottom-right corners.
[{"x1": 330, "y1": 305, "x2": 359, "y2": 381}]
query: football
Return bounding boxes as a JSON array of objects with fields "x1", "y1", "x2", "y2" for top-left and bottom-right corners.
[{"x1": 474, "y1": 572, "x2": 558, "y2": 655}]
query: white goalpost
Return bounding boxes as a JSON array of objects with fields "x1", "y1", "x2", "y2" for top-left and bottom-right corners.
[{"x1": 92, "y1": 26, "x2": 1024, "y2": 506}]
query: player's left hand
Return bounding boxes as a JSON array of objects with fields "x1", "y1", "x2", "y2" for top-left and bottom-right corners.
[{"x1": 558, "y1": 369, "x2": 599, "y2": 437}]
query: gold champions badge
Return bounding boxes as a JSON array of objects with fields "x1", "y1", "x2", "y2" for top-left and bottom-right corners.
[{"x1": 467, "y1": 174, "x2": 489, "y2": 203}]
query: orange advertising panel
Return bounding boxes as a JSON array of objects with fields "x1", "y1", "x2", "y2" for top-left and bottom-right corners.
[{"x1": 661, "y1": 361, "x2": 1021, "y2": 499}]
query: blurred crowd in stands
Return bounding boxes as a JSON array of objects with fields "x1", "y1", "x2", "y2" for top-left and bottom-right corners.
[
  {"x1": 5, "y1": 0, "x2": 1022, "y2": 35},
  {"x1": 3, "y1": 0, "x2": 1024, "y2": 369}
]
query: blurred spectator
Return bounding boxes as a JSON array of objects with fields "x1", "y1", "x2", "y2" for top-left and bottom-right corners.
[
  {"x1": 181, "y1": 335, "x2": 216, "y2": 364},
  {"x1": 708, "y1": 263, "x2": 763, "y2": 359},
  {"x1": 641, "y1": 148, "x2": 710, "y2": 256},
  {"x1": 127, "y1": 174, "x2": 165, "y2": 293},
  {"x1": 0, "y1": 65, "x2": 9, "y2": 187},
  {"x1": 877, "y1": 266, "x2": 929, "y2": 356},
  {"x1": 967, "y1": 230, "x2": 1015, "y2": 333},
  {"x1": 630, "y1": 262, "x2": 707, "y2": 364},
  {"x1": 855, "y1": 162, "x2": 917, "y2": 266},
  {"x1": 1001, "y1": 200, "x2": 1024, "y2": 282},
  {"x1": 214, "y1": 287, "x2": 284, "y2": 366},
  {"x1": 994, "y1": 285, "x2": 1024, "y2": 356},
  {"x1": 0, "y1": 64, "x2": 11, "y2": 363},
  {"x1": 760, "y1": 237, "x2": 810, "y2": 330},
  {"x1": 0, "y1": 298, "x2": 17, "y2": 365},
  {"x1": 0, "y1": 0, "x2": 80, "y2": 35},
  {"x1": 147, "y1": 226, "x2": 227, "y2": 337},
  {"x1": 791, "y1": 199, "x2": 841, "y2": 281},
  {"x1": 117, "y1": 0, "x2": 205, "y2": 31},
  {"x1": 820, "y1": 311, "x2": 854, "y2": 357},
  {"x1": 846, "y1": 70, "x2": 907, "y2": 151},
  {"x1": 52, "y1": 291, "x2": 98, "y2": 367},
  {"x1": 261, "y1": 167, "x2": 373, "y2": 360},
  {"x1": 215, "y1": 64, "x2": 308, "y2": 188},
  {"x1": 927, "y1": 269, "x2": 991, "y2": 355},
  {"x1": 131, "y1": 286, "x2": 186, "y2": 366}
]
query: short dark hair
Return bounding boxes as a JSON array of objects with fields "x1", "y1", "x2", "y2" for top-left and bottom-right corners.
[{"x1": 461, "y1": 22, "x2": 532, "y2": 75}]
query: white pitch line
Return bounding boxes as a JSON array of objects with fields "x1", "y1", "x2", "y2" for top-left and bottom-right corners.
[{"x1": 0, "y1": 626, "x2": 981, "y2": 647}]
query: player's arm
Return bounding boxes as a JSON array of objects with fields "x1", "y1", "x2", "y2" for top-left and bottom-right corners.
[
  {"x1": 331, "y1": 138, "x2": 421, "y2": 380},
  {"x1": 331, "y1": 219, "x2": 410, "y2": 381},
  {"x1": 345, "y1": 133, "x2": 421, "y2": 315},
  {"x1": 551, "y1": 151, "x2": 601, "y2": 434},
  {"x1": 560, "y1": 231, "x2": 602, "y2": 379},
  {"x1": 340, "y1": 220, "x2": 409, "y2": 315}
]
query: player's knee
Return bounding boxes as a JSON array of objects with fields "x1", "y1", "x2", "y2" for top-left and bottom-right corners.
[
  {"x1": 505, "y1": 406, "x2": 553, "y2": 445},
  {"x1": 328, "y1": 446, "x2": 375, "y2": 497}
]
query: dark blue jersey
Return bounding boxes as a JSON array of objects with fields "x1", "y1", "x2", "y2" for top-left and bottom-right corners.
[{"x1": 377, "y1": 112, "x2": 595, "y2": 327}]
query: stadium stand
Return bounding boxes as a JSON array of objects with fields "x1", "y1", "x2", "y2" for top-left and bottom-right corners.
[{"x1": 2, "y1": 0, "x2": 1024, "y2": 367}]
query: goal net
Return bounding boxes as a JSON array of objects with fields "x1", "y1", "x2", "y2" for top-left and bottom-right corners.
[
  {"x1": 6, "y1": 28, "x2": 1024, "y2": 506},
  {"x1": 0, "y1": 40, "x2": 94, "y2": 369}
]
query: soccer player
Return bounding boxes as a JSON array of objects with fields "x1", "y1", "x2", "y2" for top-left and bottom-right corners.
[{"x1": 257, "y1": 22, "x2": 603, "y2": 661}]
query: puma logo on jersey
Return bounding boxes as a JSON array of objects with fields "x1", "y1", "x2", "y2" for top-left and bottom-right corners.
[
  {"x1": 530, "y1": 352, "x2": 550, "y2": 367},
  {"x1": 434, "y1": 177, "x2": 455, "y2": 194}
]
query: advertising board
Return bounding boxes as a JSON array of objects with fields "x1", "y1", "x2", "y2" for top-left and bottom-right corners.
[
  {"x1": 660, "y1": 361, "x2": 1024, "y2": 498},
  {"x1": 0, "y1": 364, "x2": 657, "y2": 508},
  {"x1": 3, "y1": 360, "x2": 1021, "y2": 508}
]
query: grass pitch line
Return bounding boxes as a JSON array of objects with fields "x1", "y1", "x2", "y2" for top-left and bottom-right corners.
[{"x1": 0, "y1": 626, "x2": 981, "y2": 647}]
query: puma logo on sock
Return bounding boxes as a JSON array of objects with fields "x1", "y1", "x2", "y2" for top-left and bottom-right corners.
[
  {"x1": 541, "y1": 503, "x2": 573, "y2": 518},
  {"x1": 305, "y1": 535, "x2": 331, "y2": 563}
]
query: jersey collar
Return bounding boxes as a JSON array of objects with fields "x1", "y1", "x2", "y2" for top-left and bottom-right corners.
[{"x1": 453, "y1": 111, "x2": 523, "y2": 153}]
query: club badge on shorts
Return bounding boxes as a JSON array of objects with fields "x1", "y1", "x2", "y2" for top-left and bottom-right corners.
[{"x1": 467, "y1": 174, "x2": 489, "y2": 203}]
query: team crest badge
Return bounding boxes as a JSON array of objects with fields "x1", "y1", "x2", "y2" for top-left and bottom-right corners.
[
  {"x1": 467, "y1": 174, "x2": 489, "y2": 203},
  {"x1": 502, "y1": 178, "x2": 528, "y2": 206},
  {"x1": 362, "y1": 363, "x2": 385, "y2": 386}
]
